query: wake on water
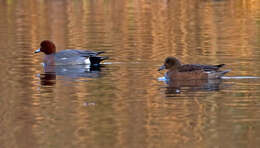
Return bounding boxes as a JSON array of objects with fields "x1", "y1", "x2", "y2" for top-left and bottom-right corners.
[
  {"x1": 158, "y1": 76, "x2": 260, "y2": 81},
  {"x1": 221, "y1": 76, "x2": 260, "y2": 79}
]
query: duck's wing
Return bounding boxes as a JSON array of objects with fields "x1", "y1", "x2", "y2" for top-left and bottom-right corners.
[
  {"x1": 179, "y1": 64, "x2": 225, "y2": 72},
  {"x1": 74, "y1": 50, "x2": 105, "y2": 56},
  {"x1": 56, "y1": 49, "x2": 104, "y2": 58},
  {"x1": 197, "y1": 64, "x2": 225, "y2": 71}
]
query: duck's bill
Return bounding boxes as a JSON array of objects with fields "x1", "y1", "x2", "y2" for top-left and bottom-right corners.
[
  {"x1": 158, "y1": 65, "x2": 166, "y2": 71},
  {"x1": 34, "y1": 48, "x2": 41, "y2": 53}
]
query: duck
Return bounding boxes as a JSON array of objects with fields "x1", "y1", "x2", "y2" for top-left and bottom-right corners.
[
  {"x1": 34, "y1": 40, "x2": 108, "y2": 66},
  {"x1": 158, "y1": 57, "x2": 230, "y2": 80}
]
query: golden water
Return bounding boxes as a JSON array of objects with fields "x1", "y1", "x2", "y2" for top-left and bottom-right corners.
[{"x1": 0, "y1": 0, "x2": 260, "y2": 148}]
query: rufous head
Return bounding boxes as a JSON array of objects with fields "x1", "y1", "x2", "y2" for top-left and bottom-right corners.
[{"x1": 34, "y1": 40, "x2": 56, "y2": 55}]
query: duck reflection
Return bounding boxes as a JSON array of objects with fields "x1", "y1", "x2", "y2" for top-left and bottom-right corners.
[
  {"x1": 164, "y1": 79, "x2": 223, "y2": 94},
  {"x1": 40, "y1": 73, "x2": 56, "y2": 86},
  {"x1": 39, "y1": 65, "x2": 104, "y2": 86}
]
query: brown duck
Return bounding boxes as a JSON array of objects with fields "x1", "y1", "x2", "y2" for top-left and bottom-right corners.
[{"x1": 158, "y1": 57, "x2": 230, "y2": 80}]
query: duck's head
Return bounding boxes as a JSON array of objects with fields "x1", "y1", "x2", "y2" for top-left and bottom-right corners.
[
  {"x1": 34, "y1": 40, "x2": 56, "y2": 55},
  {"x1": 158, "y1": 57, "x2": 181, "y2": 71}
]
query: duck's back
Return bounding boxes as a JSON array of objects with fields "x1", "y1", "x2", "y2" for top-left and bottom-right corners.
[{"x1": 56, "y1": 49, "x2": 102, "y2": 58}]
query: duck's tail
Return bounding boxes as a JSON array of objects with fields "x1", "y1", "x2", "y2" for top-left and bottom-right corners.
[
  {"x1": 97, "y1": 51, "x2": 105, "y2": 55},
  {"x1": 219, "y1": 70, "x2": 230, "y2": 76},
  {"x1": 216, "y1": 64, "x2": 225, "y2": 68},
  {"x1": 89, "y1": 56, "x2": 109, "y2": 66},
  {"x1": 208, "y1": 70, "x2": 230, "y2": 79}
]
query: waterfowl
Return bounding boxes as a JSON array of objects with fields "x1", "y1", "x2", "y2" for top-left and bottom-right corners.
[
  {"x1": 158, "y1": 57, "x2": 230, "y2": 80},
  {"x1": 34, "y1": 40, "x2": 108, "y2": 66}
]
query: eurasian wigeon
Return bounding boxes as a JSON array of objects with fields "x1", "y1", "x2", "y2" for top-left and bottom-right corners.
[
  {"x1": 34, "y1": 40, "x2": 108, "y2": 66},
  {"x1": 158, "y1": 57, "x2": 230, "y2": 80}
]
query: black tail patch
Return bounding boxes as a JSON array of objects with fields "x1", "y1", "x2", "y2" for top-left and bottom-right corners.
[
  {"x1": 89, "y1": 56, "x2": 109, "y2": 66},
  {"x1": 216, "y1": 64, "x2": 225, "y2": 68}
]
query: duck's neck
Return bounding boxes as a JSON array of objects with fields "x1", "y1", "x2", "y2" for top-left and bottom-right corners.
[{"x1": 169, "y1": 63, "x2": 182, "y2": 71}]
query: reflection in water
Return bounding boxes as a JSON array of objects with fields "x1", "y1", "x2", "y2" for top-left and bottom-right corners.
[
  {"x1": 39, "y1": 73, "x2": 56, "y2": 86},
  {"x1": 39, "y1": 65, "x2": 104, "y2": 86},
  {"x1": 43, "y1": 65, "x2": 102, "y2": 78},
  {"x1": 164, "y1": 79, "x2": 223, "y2": 95}
]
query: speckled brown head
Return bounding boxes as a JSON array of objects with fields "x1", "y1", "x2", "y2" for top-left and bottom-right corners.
[
  {"x1": 158, "y1": 57, "x2": 182, "y2": 71},
  {"x1": 34, "y1": 40, "x2": 56, "y2": 55}
]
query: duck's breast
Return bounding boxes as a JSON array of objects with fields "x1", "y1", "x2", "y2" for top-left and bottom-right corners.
[{"x1": 44, "y1": 54, "x2": 56, "y2": 66}]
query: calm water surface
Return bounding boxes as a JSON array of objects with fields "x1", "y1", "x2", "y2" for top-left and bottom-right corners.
[{"x1": 0, "y1": 0, "x2": 260, "y2": 148}]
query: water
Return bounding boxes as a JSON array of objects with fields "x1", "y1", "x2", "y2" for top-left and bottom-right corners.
[{"x1": 0, "y1": 0, "x2": 260, "y2": 148}]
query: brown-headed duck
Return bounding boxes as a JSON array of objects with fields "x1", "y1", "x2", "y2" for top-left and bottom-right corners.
[
  {"x1": 158, "y1": 57, "x2": 230, "y2": 80},
  {"x1": 34, "y1": 40, "x2": 108, "y2": 66}
]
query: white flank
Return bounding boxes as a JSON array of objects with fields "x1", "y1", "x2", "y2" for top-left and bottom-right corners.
[
  {"x1": 41, "y1": 63, "x2": 46, "y2": 67},
  {"x1": 84, "y1": 58, "x2": 91, "y2": 64}
]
